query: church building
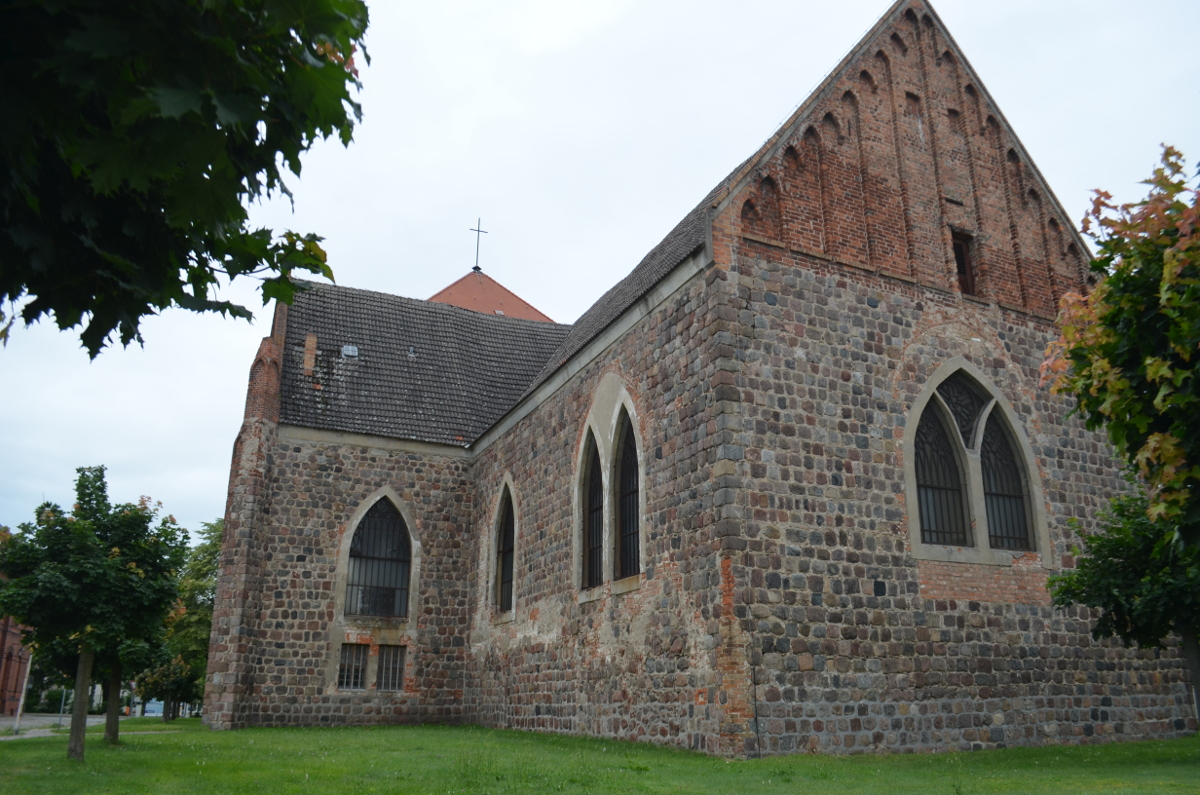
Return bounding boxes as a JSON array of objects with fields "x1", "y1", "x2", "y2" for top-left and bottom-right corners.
[{"x1": 204, "y1": 0, "x2": 1196, "y2": 754}]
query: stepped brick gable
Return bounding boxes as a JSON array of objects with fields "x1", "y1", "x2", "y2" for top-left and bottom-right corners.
[{"x1": 206, "y1": 0, "x2": 1196, "y2": 755}]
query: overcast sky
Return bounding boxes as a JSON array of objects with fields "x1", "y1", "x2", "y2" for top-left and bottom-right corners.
[{"x1": 2, "y1": 0, "x2": 1198, "y2": 540}]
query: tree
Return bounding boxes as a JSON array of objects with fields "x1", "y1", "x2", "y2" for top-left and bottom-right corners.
[
  {"x1": 134, "y1": 656, "x2": 196, "y2": 722},
  {"x1": 1042, "y1": 147, "x2": 1200, "y2": 546},
  {"x1": 0, "y1": 466, "x2": 187, "y2": 760},
  {"x1": 167, "y1": 519, "x2": 221, "y2": 687},
  {"x1": 0, "y1": 0, "x2": 369, "y2": 356},
  {"x1": 1049, "y1": 489, "x2": 1200, "y2": 711}
]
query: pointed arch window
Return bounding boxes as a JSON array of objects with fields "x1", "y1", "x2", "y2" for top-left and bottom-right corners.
[
  {"x1": 908, "y1": 368, "x2": 1039, "y2": 559},
  {"x1": 981, "y1": 415, "x2": 1032, "y2": 550},
  {"x1": 346, "y1": 499, "x2": 411, "y2": 618},
  {"x1": 494, "y1": 490, "x2": 516, "y2": 612},
  {"x1": 583, "y1": 437, "x2": 604, "y2": 590},
  {"x1": 615, "y1": 418, "x2": 640, "y2": 581},
  {"x1": 915, "y1": 408, "x2": 969, "y2": 546}
]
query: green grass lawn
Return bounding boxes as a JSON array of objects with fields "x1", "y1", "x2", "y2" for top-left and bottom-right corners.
[{"x1": 1, "y1": 717, "x2": 1196, "y2": 794}]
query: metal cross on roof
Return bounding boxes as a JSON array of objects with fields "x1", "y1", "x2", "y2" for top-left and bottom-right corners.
[{"x1": 470, "y1": 218, "x2": 488, "y2": 272}]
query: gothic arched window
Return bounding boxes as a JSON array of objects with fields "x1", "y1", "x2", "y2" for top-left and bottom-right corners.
[
  {"x1": 908, "y1": 367, "x2": 1039, "y2": 558},
  {"x1": 614, "y1": 417, "x2": 640, "y2": 581},
  {"x1": 981, "y1": 414, "x2": 1032, "y2": 550},
  {"x1": 346, "y1": 498, "x2": 411, "y2": 618},
  {"x1": 915, "y1": 408, "x2": 969, "y2": 546},
  {"x1": 582, "y1": 436, "x2": 604, "y2": 590},
  {"x1": 494, "y1": 489, "x2": 516, "y2": 611}
]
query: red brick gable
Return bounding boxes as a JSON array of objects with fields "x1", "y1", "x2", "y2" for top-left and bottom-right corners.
[
  {"x1": 429, "y1": 270, "x2": 555, "y2": 323},
  {"x1": 714, "y1": 0, "x2": 1088, "y2": 320}
]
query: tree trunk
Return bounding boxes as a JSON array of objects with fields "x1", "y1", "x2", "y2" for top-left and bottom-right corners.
[
  {"x1": 162, "y1": 696, "x2": 172, "y2": 722},
  {"x1": 68, "y1": 647, "x2": 94, "y2": 762},
  {"x1": 104, "y1": 663, "x2": 122, "y2": 744},
  {"x1": 1181, "y1": 623, "x2": 1200, "y2": 722}
]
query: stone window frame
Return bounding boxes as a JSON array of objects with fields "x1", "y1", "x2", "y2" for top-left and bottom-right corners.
[
  {"x1": 903, "y1": 358, "x2": 1051, "y2": 567},
  {"x1": 486, "y1": 474, "x2": 520, "y2": 624},
  {"x1": 573, "y1": 372, "x2": 647, "y2": 600},
  {"x1": 325, "y1": 486, "x2": 422, "y2": 693}
]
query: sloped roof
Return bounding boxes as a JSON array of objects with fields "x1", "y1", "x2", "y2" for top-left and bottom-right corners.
[
  {"x1": 429, "y1": 270, "x2": 555, "y2": 323},
  {"x1": 279, "y1": 282, "x2": 570, "y2": 447}
]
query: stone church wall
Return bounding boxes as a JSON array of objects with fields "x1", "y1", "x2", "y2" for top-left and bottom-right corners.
[
  {"x1": 206, "y1": 308, "x2": 477, "y2": 729},
  {"x1": 209, "y1": 428, "x2": 475, "y2": 728},
  {"x1": 719, "y1": 248, "x2": 1196, "y2": 754},
  {"x1": 692, "y1": 2, "x2": 1196, "y2": 754},
  {"x1": 464, "y1": 261, "x2": 758, "y2": 755}
]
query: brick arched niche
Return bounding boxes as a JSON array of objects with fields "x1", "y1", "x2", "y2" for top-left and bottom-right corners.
[
  {"x1": 902, "y1": 357, "x2": 1051, "y2": 567},
  {"x1": 572, "y1": 371, "x2": 646, "y2": 600},
  {"x1": 323, "y1": 486, "x2": 423, "y2": 693},
  {"x1": 483, "y1": 473, "x2": 520, "y2": 623}
]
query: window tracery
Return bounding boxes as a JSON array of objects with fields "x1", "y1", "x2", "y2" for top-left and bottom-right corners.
[
  {"x1": 909, "y1": 367, "x2": 1039, "y2": 561},
  {"x1": 936, "y1": 371, "x2": 987, "y2": 446}
]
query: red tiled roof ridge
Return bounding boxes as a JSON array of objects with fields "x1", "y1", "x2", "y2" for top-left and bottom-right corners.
[{"x1": 428, "y1": 270, "x2": 554, "y2": 323}]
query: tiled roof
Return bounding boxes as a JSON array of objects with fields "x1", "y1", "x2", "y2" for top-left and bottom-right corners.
[
  {"x1": 279, "y1": 283, "x2": 571, "y2": 447},
  {"x1": 429, "y1": 270, "x2": 555, "y2": 323}
]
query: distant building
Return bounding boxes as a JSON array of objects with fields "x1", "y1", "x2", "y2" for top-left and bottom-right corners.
[{"x1": 0, "y1": 614, "x2": 31, "y2": 716}]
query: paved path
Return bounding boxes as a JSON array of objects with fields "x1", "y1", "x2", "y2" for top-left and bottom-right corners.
[{"x1": 1, "y1": 714, "x2": 108, "y2": 741}]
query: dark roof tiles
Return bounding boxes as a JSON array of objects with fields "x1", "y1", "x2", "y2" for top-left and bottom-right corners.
[{"x1": 279, "y1": 283, "x2": 570, "y2": 447}]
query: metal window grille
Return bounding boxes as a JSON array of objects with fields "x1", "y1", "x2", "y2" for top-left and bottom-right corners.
[
  {"x1": 495, "y1": 493, "x2": 515, "y2": 611},
  {"x1": 345, "y1": 499, "x2": 411, "y2": 618},
  {"x1": 337, "y1": 643, "x2": 369, "y2": 690},
  {"x1": 583, "y1": 443, "x2": 603, "y2": 589},
  {"x1": 953, "y1": 235, "x2": 976, "y2": 296},
  {"x1": 981, "y1": 415, "x2": 1032, "y2": 550},
  {"x1": 377, "y1": 645, "x2": 406, "y2": 691},
  {"x1": 616, "y1": 423, "x2": 640, "y2": 580},
  {"x1": 915, "y1": 409, "x2": 969, "y2": 546}
]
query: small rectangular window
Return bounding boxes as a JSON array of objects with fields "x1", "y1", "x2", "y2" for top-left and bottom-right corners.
[
  {"x1": 377, "y1": 645, "x2": 406, "y2": 691},
  {"x1": 337, "y1": 643, "x2": 369, "y2": 690},
  {"x1": 953, "y1": 234, "x2": 976, "y2": 296}
]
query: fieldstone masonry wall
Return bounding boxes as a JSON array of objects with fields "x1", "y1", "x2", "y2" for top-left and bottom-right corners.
[
  {"x1": 717, "y1": 246, "x2": 1194, "y2": 754},
  {"x1": 206, "y1": 0, "x2": 1196, "y2": 755},
  {"x1": 464, "y1": 264, "x2": 748, "y2": 754},
  {"x1": 207, "y1": 429, "x2": 474, "y2": 728}
]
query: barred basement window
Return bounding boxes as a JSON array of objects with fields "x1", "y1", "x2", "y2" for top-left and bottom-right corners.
[
  {"x1": 346, "y1": 498, "x2": 411, "y2": 618},
  {"x1": 494, "y1": 490, "x2": 515, "y2": 612},
  {"x1": 981, "y1": 414, "x2": 1032, "y2": 550},
  {"x1": 914, "y1": 408, "x2": 969, "y2": 546},
  {"x1": 377, "y1": 645, "x2": 406, "y2": 691},
  {"x1": 338, "y1": 643, "x2": 369, "y2": 690},
  {"x1": 582, "y1": 436, "x2": 604, "y2": 590},
  {"x1": 953, "y1": 233, "x2": 976, "y2": 296},
  {"x1": 615, "y1": 417, "x2": 640, "y2": 580}
]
